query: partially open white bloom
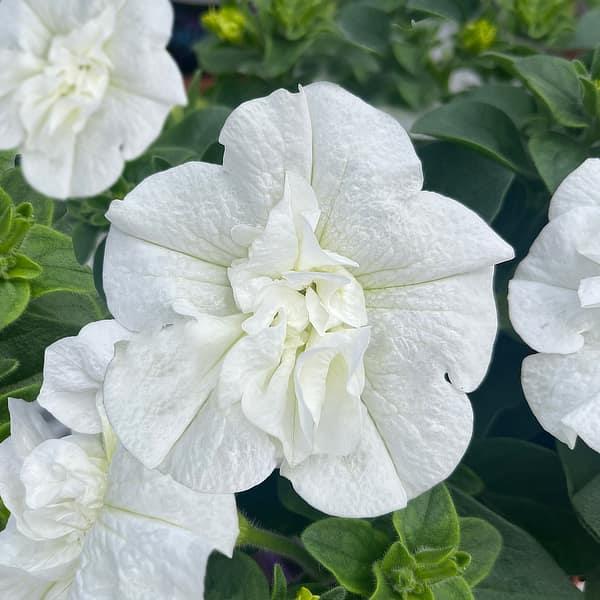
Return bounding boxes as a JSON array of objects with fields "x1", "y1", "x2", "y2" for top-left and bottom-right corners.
[
  {"x1": 0, "y1": 321, "x2": 238, "y2": 599},
  {"x1": 509, "y1": 159, "x2": 600, "y2": 452},
  {"x1": 0, "y1": 0, "x2": 186, "y2": 199},
  {"x1": 102, "y1": 83, "x2": 513, "y2": 517}
]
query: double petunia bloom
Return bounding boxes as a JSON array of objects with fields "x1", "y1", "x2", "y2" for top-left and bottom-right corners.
[
  {"x1": 0, "y1": 0, "x2": 186, "y2": 199},
  {"x1": 101, "y1": 83, "x2": 514, "y2": 517},
  {"x1": 0, "y1": 321, "x2": 238, "y2": 599}
]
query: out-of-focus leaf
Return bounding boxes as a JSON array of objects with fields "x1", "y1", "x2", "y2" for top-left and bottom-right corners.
[
  {"x1": 205, "y1": 551, "x2": 270, "y2": 600},
  {"x1": 419, "y1": 141, "x2": 514, "y2": 223},
  {"x1": 412, "y1": 101, "x2": 533, "y2": 175},
  {"x1": 528, "y1": 132, "x2": 587, "y2": 193}
]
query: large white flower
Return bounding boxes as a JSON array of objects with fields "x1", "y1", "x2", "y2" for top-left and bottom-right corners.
[
  {"x1": 509, "y1": 158, "x2": 600, "y2": 452},
  {"x1": 102, "y1": 83, "x2": 513, "y2": 517},
  {"x1": 0, "y1": 320, "x2": 238, "y2": 599},
  {"x1": 0, "y1": 0, "x2": 186, "y2": 199}
]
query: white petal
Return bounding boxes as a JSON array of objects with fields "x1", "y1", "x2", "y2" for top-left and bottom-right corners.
[
  {"x1": 281, "y1": 409, "x2": 407, "y2": 518},
  {"x1": 97, "y1": 87, "x2": 175, "y2": 161},
  {"x1": 107, "y1": 163, "x2": 254, "y2": 265},
  {"x1": 0, "y1": 93, "x2": 24, "y2": 149},
  {"x1": 112, "y1": 0, "x2": 176, "y2": 47},
  {"x1": 20, "y1": 0, "x2": 105, "y2": 35},
  {"x1": 302, "y1": 82, "x2": 423, "y2": 240},
  {"x1": 38, "y1": 320, "x2": 130, "y2": 434},
  {"x1": 0, "y1": 437, "x2": 24, "y2": 516},
  {"x1": 159, "y1": 396, "x2": 278, "y2": 493},
  {"x1": 6, "y1": 399, "x2": 62, "y2": 459},
  {"x1": 103, "y1": 227, "x2": 237, "y2": 332},
  {"x1": 104, "y1": 446, "x2": 238, "y2": 557},
  {"x1": 220, "y1": 87, "x2": 312, "y2": 209},
  {"x1": 0, "y1": 566, "x2": 59, "y2": 600},
  {"x1": 0, "y1": 518, "x2": 78, "y2": 580},
  {"x1": 549, "y1": 158, "x2": 600, "y2": 219},
  {"x1": 509, "y1": 207, "x2": 600, "y2": 353},
  {"x1": 106, "y1": 47, "x2": 185, "y2": 111},
  {"x1": 522, "y1": 349, "x2": 600, "y2": 452},
  {"x1": 0, "y1": 0, "x2": 50, "y2": 56},
  {"x1": 338, "y1": 191, "x2": 513, "y2": 290},
  {"x1": 71, "y1": 507, "x2": 212, "y2": 600},
  {"x1": 104, "y1": 315, "x2": 244, "y2": 469},
  {"x1": 360, "y1": 269, "x2": 490, "y2": 498}
]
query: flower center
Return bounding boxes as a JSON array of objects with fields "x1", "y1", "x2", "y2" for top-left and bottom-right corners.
[
  {"x1": 225, "y1": 172, "x2": 370, "y2": 465},
  {"x1": 19, "y1": 435, "x2": 108, "y2": 545},
  {"x1": 18, "y1": 7, "x2": 115, "y2": 155}
]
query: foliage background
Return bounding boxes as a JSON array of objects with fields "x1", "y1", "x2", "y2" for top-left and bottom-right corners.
[{"x1": 2, "y1": 0, "x2": 600, "y2": 597}]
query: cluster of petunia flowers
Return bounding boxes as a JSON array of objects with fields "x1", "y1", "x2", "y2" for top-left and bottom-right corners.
[{"x1": 3, "y1": 0, "x2": 594, "y2": 597}]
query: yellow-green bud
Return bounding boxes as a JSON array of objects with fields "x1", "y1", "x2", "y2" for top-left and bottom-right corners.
[
  {"x1": 202, "y1": 7, "x2": 246, "y2": 45},
  {"x1": 296, "y1": 587, "x2": 320, "y2": 600},
  {"x1": 459, "y1": 19, "x2": 497, "y2": 54},
  {"x1": 594, "y1": 79, "x2": 600, "y2": 91}
]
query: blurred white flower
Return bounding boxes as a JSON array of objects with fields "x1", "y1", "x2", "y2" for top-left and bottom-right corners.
[
  {"x1": 448, "y1": 68, "x2": 482, "y2": 94},
  {"x1": 0, "y1": 0, "x2": 186, "y2": 199},
  {"x1": 0, "y1": 321, "x2": 238, "y2": 599},
  {"x1": 509, "y1": 159, "x2": 600, "y2": 452},
  {"x1": 102, "y1": 82, "x2": 513, "y2": 517}
]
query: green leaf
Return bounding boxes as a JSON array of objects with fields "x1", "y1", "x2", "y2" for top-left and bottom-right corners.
[
  {"x1": 205, "y1": 551, "x2": 270, "y2": 600},
  {"x1": 0, "y1": 168, "x2": 54, "y2": 226},
  {"x1": 458, "y1": 518, "x2": 502, "y2": 587},
  {"x1": 465, "y1": 438, "x2": 600, "y2": 574},
  {"x1": 156, "y1": 106, "x2": 231, "y2": 158},
  {"x1": 71, "y1": 222, "x2": 100, "y2": 265},
  {"x1": 412, "y1": 101, "x2": 533, "y2": 175},
  {"x1": 419, "y1": 142, "x2": 514, "y2": 223},
  {"x1": 459, "y1": 84, "x2": 537, "y2": 129},
  {"x1": 0, "y1": 290, "x2": 106, "y2": 386},
  {"x1": 321, "y1": 587, "x2": 347, "y2": 600},
  {"x1": 558, "y1": 441, "x2": 600, "y2": 540},
  {"x1": 512, "y1": 55, "x2": 589, "y2": 128},
  {"x1": 0, "y1": 358, "x2": 17, "y2": 382},
  {"x1": 302, "y1": 518, "x2": 389, "y2": 595},
  {"x1": 337, "y1": 3, "x2": 390, "y2": 54},
  {"x1": 528, "y1": 132, "x2": 587, "y2": 192},
  {"x1": 453, "y1": 490, "x2": 581, "y2": 599},
  {"x1": 278, "y1": 477, "x2": 326, "y2": 522},
  {"x1": 6, "y1": 253, "x2": 42, "y2": 281},
  {"x1": 431, "y1": 577, "x2": 473, "y2": 600},
  {"x1": 570, "y1": 8, "x2": 600, "y2": 49},
  {"x1": 19, "y1": 225, "x2": 96, "y2": 297},
  {"x1": 394, "y1": 486, "x2": 460, "y2": 555},
  {"x1": 586, "y1": 566, "x2": 600, "y2": 599},
  {"x1": 406, "y1": 0, "x2": 476, "y2": 21},
  {"x1": 0, "y1": 279, "x2": 30, "y2": 331},
  {"x1": 371, "y1": 562, "x2": 405, "y2": 600},
  {"x1": 447, "y1": 465, "x2": 485, "y2": 497},
  {"x1": 271, "y1": 564, "x2": 287, "y2": 600}
]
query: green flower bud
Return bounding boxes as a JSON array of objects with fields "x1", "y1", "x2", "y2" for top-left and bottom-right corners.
[
  {"x1": 271, "y1": 0, "x2": 335, "y2": 41},
  {"x1": 513, "y1": 0, "x2": 574, "y2": 40},
  {"x1": 296, "y1": 586, "x2": 320, "y2": 600},
  {"x1": 202, "y1": 6, "x2": 247, "y2": 45},
  {"x1": 459, "y1": 19, "x2": 497, "y2": 54}
]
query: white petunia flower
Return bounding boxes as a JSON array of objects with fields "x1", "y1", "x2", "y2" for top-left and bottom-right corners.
[
  {"x1": 102, "y1": 83, "x2": 514, "y2": 517},
  {"x1": 0, "y1": 321, "x2": 238, "y2": 599},
  {"x1": 0, "y1": 0, "x2": 186, "y2": 199},
  {"x1": 509, "y1": 158, "x2": 600, "y2": 453}
]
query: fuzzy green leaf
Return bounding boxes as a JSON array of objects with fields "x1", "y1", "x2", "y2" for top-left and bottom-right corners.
[
  {"x1": 302, "y1": 518, "x2": 389, "y2": 595},
  {"x1": 205, "y1": 551, "x2": 270, "y2": 600},
  {"x1": 394, "y1": 486, "x2": 460, "y2": 555},
  {"x1": 458, "y1": 518, "x2": 502, "y2": 587}
]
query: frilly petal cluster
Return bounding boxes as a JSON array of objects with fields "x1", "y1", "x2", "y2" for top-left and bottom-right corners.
[
  {"x1": 509, "y1": 159, "x2": 600, "y2": 452},
  {"x1": 0, "y1": 0, "x2": 186, "y2": 199},
  {"x1": 102, "y1": 82, "x2": 514, "y2": 517},
  {"x1": 0, "y1": 321, "x2": 238, "y2": 599}
]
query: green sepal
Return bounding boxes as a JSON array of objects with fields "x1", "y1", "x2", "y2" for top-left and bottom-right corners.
[
  {"x1": 271, "y1": 564, "x2": 287, "y2": 600},
  {"x1": 5, "y1": 253, "x2": 42, "y2": 281}
]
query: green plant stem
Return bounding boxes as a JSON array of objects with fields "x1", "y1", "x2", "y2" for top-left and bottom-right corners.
[{"x1": 237, "y1": 513, "x2": 324, "y2": 581}]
